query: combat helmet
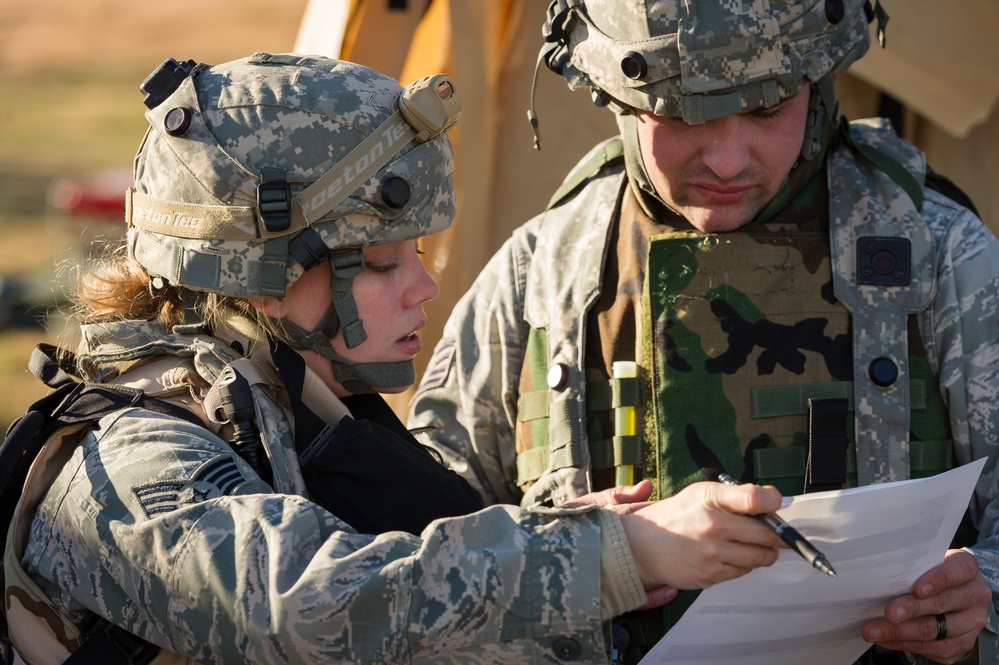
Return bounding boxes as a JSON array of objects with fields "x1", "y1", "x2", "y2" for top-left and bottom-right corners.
[
  {"x1": 535, "y1": 0, "x2": 887, "y2": 159},
  {"x1": 127, "y1": 53, "x2": 460, "y2": 392}
]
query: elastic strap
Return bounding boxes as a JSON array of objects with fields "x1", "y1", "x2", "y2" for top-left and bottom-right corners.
[{"x1": 805, "y1": 398, "x2": 849, "y2": 493}]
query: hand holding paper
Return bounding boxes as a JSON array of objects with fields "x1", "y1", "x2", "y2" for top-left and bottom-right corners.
[{"x1": 639, "y1": 458, "x2": 988, "y2": 665}]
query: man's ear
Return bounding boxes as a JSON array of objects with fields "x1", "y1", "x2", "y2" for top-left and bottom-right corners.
[{"x1": 248, "y1": 296, "x2": 286, "y2": 318}]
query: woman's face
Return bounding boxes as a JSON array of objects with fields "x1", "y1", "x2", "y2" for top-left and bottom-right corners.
[{"x1": 266, "y1": 240, "x2": 440, "y2": 395}]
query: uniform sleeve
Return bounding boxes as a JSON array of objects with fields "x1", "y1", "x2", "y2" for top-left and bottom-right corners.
[
  {"x1": 23, "y1": 407, "x2": 637, "y2": 664},
  {"x1": 918, "y1": 190, "x2": 999, "y2": 655},
  {"x1": 408, "y1": 218, "x2": 543, "y2": 507}
]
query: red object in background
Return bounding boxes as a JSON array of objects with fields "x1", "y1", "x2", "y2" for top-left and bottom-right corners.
[{"x1": 46, "y1": 168, "x2": 130, "y2": 221}]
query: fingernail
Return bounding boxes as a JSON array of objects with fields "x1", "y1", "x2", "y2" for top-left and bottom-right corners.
[
  {"x1": 892, "y1": 607, "x2": 907, "y2": 622},
  {"x1": 868, "y1": 628, "x2": 881, "y2": 641}
]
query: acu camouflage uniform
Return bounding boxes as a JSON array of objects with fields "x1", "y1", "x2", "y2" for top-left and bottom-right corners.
[
  {"x1": 411, "y1": 1, "x2": 999, "y2": 662},
  {"x1": 409, "y1": 119, "x2": 999, "y2": 664},
  {"x1": 4, "y1": 54, "x2": 649, "y2": 665}
]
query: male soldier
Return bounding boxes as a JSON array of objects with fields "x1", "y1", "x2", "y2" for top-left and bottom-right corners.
[
  {"x1": 409, "y1": 1, "x2": 999, "y2": 663},
  {"x1": 3, "y1": 52, "x2": 798, "y2": 665}
]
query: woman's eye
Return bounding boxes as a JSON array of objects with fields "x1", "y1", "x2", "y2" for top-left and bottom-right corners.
[{"x1": 366, "y1": 262, "x2": 398, "y2": 274}]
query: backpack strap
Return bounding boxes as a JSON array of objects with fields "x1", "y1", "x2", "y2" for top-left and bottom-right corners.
[
  {"x1": 546, "y1": 136, "x2": 624, "y2": 209},
  {"x1": 2, "y1": 345, "x2": 205, "y2": 665},
  {"x1": 65, "y1": 613, "x2": 159, "y2": 665},
  {"x1": 829, "y1": 120, "x2": 934, "y2": 484}
]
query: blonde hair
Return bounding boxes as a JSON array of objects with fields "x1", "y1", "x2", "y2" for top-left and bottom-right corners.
[{"x1": 66, "y1": 245, "x2": 283, "y2": 345}]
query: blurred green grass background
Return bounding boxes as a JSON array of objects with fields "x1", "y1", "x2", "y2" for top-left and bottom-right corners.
[{"x1": 0, "y1": 0, "x2": 308, "y2": 430}]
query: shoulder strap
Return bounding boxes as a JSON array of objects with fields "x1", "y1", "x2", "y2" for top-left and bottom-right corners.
[
  {"x1": 3, "y1": 346, "x2": 206, "y2": 548},
  {"x1": 547, "y1": 136, "x2": 624, "y2": 209},
  {"x1": 829, "y1": 123, "x2": 935, "y2": 484},
  {"x1": 925, "y1": 166, "x2": 980, "y2": 216},
  {"x1": 2, "y1": 345, "x2": 205, "y2": 665},
  {"x1": 838, "y1": 122, "x2": 924, "y2": 210}
]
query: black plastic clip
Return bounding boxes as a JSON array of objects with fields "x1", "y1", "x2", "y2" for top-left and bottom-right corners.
[
  {"x1": 330, "y1": 249, "x2": 364, "y2": 279},
  {"x1": 289, "y1": 227, "x2": 331, "y2": 271},
  {"x1": 140, "y1": 58, "x2": 197, "y2": 109},
  {"x1": 542, "y1": 0, "x2": 571, "y2": 43},
  {"x1": 257, "y1": 168, "x2": 292, "y2": 233}
]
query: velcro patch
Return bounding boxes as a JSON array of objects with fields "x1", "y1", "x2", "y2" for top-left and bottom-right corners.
[
  {"x1": 134, "y1": 455, "x2": 247, "y2": 518},
  {"x1": 417, "y1": 337, "x2": 455, "y2": 392}
]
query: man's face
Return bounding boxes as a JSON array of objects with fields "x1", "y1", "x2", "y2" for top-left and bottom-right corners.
[{"x1": 635, "y1": 86, "x2": 811, "y2": 233}]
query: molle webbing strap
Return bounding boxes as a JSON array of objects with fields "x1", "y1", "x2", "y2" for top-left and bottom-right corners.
[
  {"x1": 753, "y1": 439, "x2": 953, "y2": 487},
  {"x1": 515, "y1": 375, "x2": 642, "y2": 484},
  {"x1": 750, "y1": 378, "x2": 951, "y2": 487},
  {"x1": 750, "y1": 380, "x2": 930, "y2": 418}
]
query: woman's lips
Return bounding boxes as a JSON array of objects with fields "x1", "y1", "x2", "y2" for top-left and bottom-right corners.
[{"x1": 396, "y1": 322, "x2": 425, "y2": 355}]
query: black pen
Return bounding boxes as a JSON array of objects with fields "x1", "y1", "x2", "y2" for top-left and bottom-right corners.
[{"x1": 718, "y1": 473, "x2": 837, "y2": 578}]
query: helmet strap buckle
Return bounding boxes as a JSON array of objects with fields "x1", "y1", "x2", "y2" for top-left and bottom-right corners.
[
  {"x1": 258, "y1": 168, "x2": 292, "y2": 233},
  {"x1": 801, "y1": 86, "x2": 825, "y2": 161}
]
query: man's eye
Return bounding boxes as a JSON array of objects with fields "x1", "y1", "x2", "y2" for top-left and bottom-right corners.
[{"x1": 753, "y1": 105, "x2": 786, "y2": 120}]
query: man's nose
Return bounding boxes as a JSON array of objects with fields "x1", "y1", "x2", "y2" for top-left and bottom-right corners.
[{"x1": 700, "y1": 115, "x2": 752, "y2": 180}]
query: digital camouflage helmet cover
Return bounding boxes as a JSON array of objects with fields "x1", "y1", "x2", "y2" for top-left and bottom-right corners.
[
  {"x1": 126, "y1": 53, "x2": 461, "y2": 390},
  {"x1": 539, "y1": 0, "x2": 885, "y2": 124}
]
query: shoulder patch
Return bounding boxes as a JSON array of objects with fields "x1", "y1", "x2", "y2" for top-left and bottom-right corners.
[
  {"x1": 418, "y1": 337, "x2": 455, "y2": 392},
  {"x1": 133, "y1": 455, "x2": 247, "y2": 518}
]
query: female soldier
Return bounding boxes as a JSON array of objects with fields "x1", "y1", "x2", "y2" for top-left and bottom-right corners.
[{"x1": 3, "y1": 53, "x2": 783, "y2": 664}]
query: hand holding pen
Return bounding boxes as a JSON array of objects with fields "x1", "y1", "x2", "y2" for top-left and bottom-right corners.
[{"x1": 718, "y1": 473, "x2": 837, "y2": 577}]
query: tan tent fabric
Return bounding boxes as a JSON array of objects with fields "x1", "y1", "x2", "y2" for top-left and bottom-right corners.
[
  {"x1": 295, "y1": 0, "x2": 998, "y2": 416},
  {"x1": 295, "y1": 0, "x2": 616, "y2": 415},
  {"x1": 848, "y1": 0, "x2": 999, "y2": 139}
]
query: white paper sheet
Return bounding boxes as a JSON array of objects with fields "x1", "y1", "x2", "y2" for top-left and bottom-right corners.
[{"x1": 639, "y1": 458, "x2": 987, "y2": 665}]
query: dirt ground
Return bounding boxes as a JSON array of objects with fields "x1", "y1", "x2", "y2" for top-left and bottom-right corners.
[
  {"x1": 0, "y1": 0, "x2": 312, "y2": 428},
  {"x1": 0, "y1": 0, "x2": 309, "y2": 72}
]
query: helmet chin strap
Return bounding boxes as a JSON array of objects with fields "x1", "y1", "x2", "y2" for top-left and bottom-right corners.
[{"x1": 275, "y1": 251, "x2": 416, "y2": 394}]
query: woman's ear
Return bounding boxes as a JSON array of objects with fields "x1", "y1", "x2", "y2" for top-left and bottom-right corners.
[{"x1": 248, "y1": 296, "x2": 286, "y2": 318}]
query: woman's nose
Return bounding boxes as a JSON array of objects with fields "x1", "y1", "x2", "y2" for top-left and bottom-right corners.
[{"x1": 407, "y1": 253, "x2": 440, "y2": 305}]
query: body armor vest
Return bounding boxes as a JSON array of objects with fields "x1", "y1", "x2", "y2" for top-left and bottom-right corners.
[
  {"x1": 513, "y1": 122, "x2": 958, "y2": 661},
  {"x1": 515, "y1": 119, "x2": 954, "y2": 500}
]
